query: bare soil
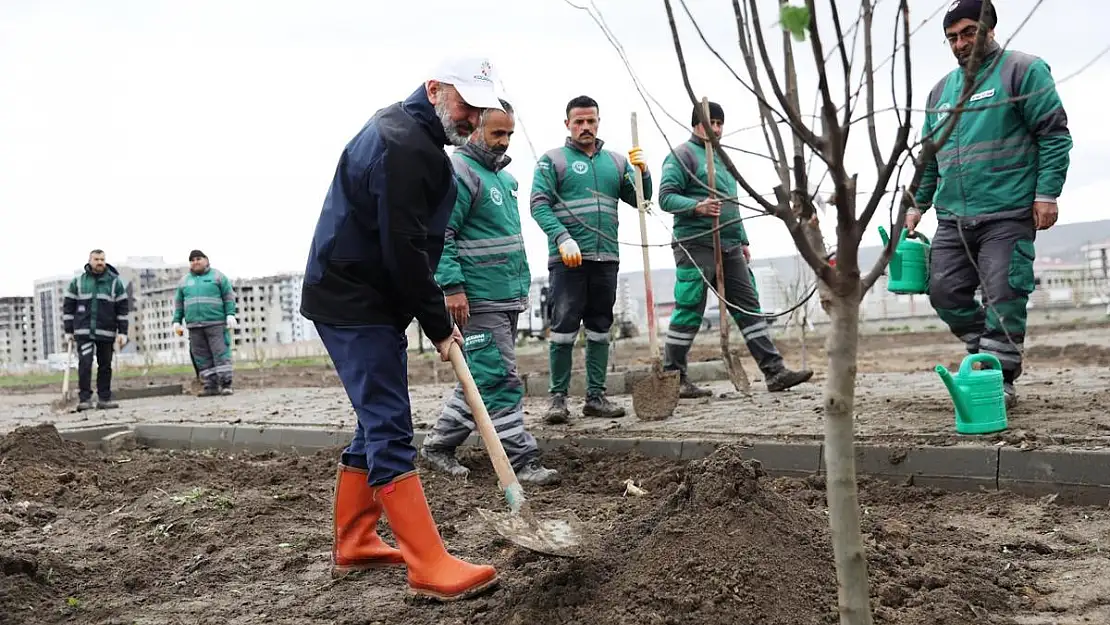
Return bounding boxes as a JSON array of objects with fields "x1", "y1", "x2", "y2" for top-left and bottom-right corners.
[{"x1": 3, "y1": 425, "x2": 1108, "y2": 625}]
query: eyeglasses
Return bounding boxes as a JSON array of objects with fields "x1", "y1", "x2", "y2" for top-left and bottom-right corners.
[{"x1": 945, "y1": 24, "x2": 979, "y2": 45}]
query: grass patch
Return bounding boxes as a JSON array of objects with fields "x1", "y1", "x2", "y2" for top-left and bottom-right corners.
[{"x1": 0, "y1": 355, "x2": 336, "y2": 389}]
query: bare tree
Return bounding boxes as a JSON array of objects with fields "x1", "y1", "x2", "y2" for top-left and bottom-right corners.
[{"x1": 661, "y1": 0, "x2": 1004, "y2": 622}]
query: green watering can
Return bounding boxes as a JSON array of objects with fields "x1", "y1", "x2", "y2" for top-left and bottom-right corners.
[
  {"x1": 934, "y1": 353, "x2": 1008, "y2": 435},
  {"x1": 878, "y1": 226, "x2": 930, "y2": 295}
]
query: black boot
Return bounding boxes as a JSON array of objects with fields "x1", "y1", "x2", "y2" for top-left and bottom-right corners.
[
  {"x1": 544, "y1": 393, "x2": 570, "y2": 425},
  {"x1": 765, "y1": 367, "x2": 814, "y2": 392},
  {"x1": 582, "y1": 393, "x2": 626, "y2": 418},
  {"x1": 678, "y1": 377, "x2": 712, "y2": 399}
]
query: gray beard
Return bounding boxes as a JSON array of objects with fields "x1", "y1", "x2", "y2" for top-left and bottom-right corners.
[{"x1": 435, "y1": 98, "x2": 469, "y2": 147}]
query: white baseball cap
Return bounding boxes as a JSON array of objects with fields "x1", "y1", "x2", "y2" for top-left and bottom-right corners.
[{"x1": 430, "y1": 56, "x2": 504, "y2": 111}]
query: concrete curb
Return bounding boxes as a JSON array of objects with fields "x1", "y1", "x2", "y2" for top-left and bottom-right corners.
[
  {"x1": 59, "y1": 424, "x2": 1110, "y2": 506},
  {"x1": 521, "y1": 360, "x2": 731, "y2": 397}
]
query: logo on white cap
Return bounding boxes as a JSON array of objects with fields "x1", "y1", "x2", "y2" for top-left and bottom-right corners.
[
  {"x1": 432, "y1": 56, "x2": 503, "y2": 110},
  {"x1": 473, "y1": 60, "x2": 493, "y2": 85}
]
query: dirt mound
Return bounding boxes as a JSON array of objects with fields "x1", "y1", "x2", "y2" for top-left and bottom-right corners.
[
  {"x1": 484, "y1": 445, "x2": 839, "y2": 625},
  {"x1": 0, "y1": 424, "x2": 87, "y2": 467}
]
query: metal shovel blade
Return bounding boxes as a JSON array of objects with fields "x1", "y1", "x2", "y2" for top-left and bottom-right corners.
[
  {"x1": 475, "y1": 505, "x2": 587, "y2": 558},
  {"x1": 630, "y1": 366, "x2": 680, "y2": 421},
  {"x1": 723, "y1": 349, "x2": 752, "y2": 395}
]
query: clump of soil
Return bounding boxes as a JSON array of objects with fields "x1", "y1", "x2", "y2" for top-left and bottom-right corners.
[{"x1": 485, "y1": 445, "x2": 840, "y2": 625}]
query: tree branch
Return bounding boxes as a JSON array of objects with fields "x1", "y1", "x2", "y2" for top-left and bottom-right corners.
[
  {"x1": 862, "y1": 0, "x2": 883, "y2": 169},
  {"x1": 732, "y1": 0, "x2": 791, "y2": 188},
  {"x1": 858, "y1": 0, "x2": 913, "y2": 231},
  {"x1": 825, "y1": 0, "x2": 854, "y2": 138},
  {"x1": 662, "y1": 0, "x2": 778, "y2": 215},
  {"x1": 744, "y1": 0, "x2": 826, "y2": 154}
]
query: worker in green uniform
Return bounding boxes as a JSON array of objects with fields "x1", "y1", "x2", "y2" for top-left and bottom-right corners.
[
  {"x1": 659, "y1": 101, "x2": 813, "y2": 397},
  {"x1": 172, "y1": 250, "x2": 239, "y2": 396},
  {"x1": 910, "y1": 0, "x2": 1072, "y2": 407},
  {"x1": 529, "y1": 95, "x2": 651, "y2": 423},
  {"x1": 420, "y1": 99, "x2": 558, "y2": 485}
]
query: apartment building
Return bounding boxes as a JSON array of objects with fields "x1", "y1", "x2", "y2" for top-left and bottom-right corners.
[
  {"x1": 129, "y1": 271, "x2": 318, "y2": 361},
  {"x1": 33, "y1": 275, "x2": 75, "y2": 359},
  {"x1": 114, "y1": 256, "x2": 190, "y2": 355},
  {"x1": 0, "y1": 296, "x2": 37, "y2": 368},
  {"x1": 239, "y1": 274, "x2": 320, "y2": 343},
  {"x1": 1081, "y1": 240, "x2": 1110, "y2": 279}
]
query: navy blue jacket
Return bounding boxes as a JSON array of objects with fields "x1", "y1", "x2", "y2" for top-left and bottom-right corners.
[{"x1": 301, "y1": 86, "x2": 457, "y2": 342}]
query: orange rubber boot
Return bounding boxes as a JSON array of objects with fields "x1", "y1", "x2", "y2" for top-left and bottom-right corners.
[
  {"x1": 378, "y1": 471, "x2": 499, "y2": 601},
  {"x1": 331, "y1": 463, "x2": 405, "y2": 577}
]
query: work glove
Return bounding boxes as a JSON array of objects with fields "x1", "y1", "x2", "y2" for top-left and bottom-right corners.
[
  {"x1": 627, "y1": 147, "x2": 647, "y2": 173},
  {"x1": 63, "y1": 333, "x2": 73, "y2": 346},
  {"x1": 173, "y1": 323, "x2": 184, "y2": 337},
  {"x1": 226, "y1": 315, "x2": 238, "y2": 329},
  {"x1": 558, "y1": 238, "x2": 582, "y2": 268},
  {"x1": 116, "y1": 334, "x2": 128, "y2": 349}
]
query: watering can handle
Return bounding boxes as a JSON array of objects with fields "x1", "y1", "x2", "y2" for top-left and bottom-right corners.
[
  {"x1": 958, "y1": 353, "x2": 1002, "y2": 375},
  {"x1": 904, "y1": 229, "x2": 930, "y2": 245}
]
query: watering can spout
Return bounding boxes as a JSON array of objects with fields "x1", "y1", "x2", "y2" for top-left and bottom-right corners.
[
  {"x1": 878, "y1": 225, "x2": 890, "y2": 246},
  {"x1": 934, "y1": 365, "x2": 972, "y2": 419}
]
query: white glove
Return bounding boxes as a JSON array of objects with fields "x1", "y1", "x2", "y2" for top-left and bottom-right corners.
[
  {"x1": 116, "y1": 334, "x2": 128, "y2": 348},
  {"x1": 226, "y1": 315, "x2": 238, "y2": 329},
  {"x1": 173, "y1": 323, "x2": 184, "y2": 337},
  {"x1": 64, "y1": 333, "x2": 73, "y2": 346},
  {"x1": 558, "y1": 238, "x2": 582, "y2": 268}
]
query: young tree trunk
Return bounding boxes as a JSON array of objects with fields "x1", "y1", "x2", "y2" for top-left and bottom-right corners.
[{"x1": 822, "y1": 286, "x2": 872, "y2": 625}]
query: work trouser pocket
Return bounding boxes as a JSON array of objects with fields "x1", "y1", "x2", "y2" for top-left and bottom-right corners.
[
  {"x1": 1007, "y1": 239, "x2": 1036, "y2": 296},
  {"x1": 674, "y1": 266, "x2": 707, "y2": 310},
  {"x1": 462, "y1": 331, "x2": 507, "y2": 391}
]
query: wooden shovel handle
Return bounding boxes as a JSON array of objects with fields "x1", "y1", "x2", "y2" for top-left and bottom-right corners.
[
  {"x1": 701, "y1": 98, "x2": 729, "y2": 330},
  {"x1": 630, "y1": 112, "x2": 660, "y2": 364},
  {"x1": 447, "y1": 342, "x2": 525, "y2": 505}
]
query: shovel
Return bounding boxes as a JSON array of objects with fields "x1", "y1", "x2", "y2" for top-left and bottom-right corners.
[
  {"x1": 628, "y1": 112, "x2": 680, "y2": 421},
  {"x1": 51, "y1": 340, "x2": 77, "y2": 412},
  {"x1": 702, "y1": 98, "x2": 751, "y2": 396},
  {"x1": 447, "y1": 343, "x2": 587, "y2": 557}
]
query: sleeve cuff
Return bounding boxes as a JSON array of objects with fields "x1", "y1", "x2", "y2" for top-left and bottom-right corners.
[
  {"x1": 555, "y1": 231, "x2": 572, "y2": 245},
  {"x1": 443, "y1": 283, "x2": 466, "y2": 295},
  {"x1": 1034, "y1": 195, "x2": 1057, "y2": 203}
]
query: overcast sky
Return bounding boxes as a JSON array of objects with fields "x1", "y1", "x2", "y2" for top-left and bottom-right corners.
[{"x1": 1, "y1": 0, "x2": 1106, "y2": 295}]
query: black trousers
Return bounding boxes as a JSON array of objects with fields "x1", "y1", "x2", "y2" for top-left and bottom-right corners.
[{"x1": 76, "y1": 339, "x2": 115, "y2": 402}]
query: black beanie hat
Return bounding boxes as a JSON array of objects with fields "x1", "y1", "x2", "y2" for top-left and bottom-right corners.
[
  {"x1": 943, "y1": 0, "x2": 997, "y2": 30},
  {"x1": 692, "y1": 101, "x2": 724, "y2": 127},
  {"x1": 188, "y1": 249, "x2": 207, "y2": 261}
]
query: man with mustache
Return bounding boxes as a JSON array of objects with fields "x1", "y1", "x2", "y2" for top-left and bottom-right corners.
[
  {"x1": 530, "y1": 95, "x2": 651, "y2": 424},
  {"x1": 910, "y1": 0, "x2": 1072, "y2": 408},
  {"x1": 300, "y1": 56, "x2": 503, "y2": 601},
  {"x1": 419, "y1": 100, "x2": 559, "y2": 486}
]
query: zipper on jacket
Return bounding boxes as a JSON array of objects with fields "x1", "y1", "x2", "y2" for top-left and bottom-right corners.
[{"x1": 591, "y1": 152, "x2": 602, "y2": 260}]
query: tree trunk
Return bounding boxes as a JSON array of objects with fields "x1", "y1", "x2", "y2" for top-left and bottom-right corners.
[{"x1": 823, "y1": 287, "x2": 873, "y2": 625}]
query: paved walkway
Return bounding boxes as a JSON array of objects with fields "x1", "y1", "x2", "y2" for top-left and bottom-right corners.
[{"x1": 4, "y1": 367, "x2": 1108, "y2": 450}]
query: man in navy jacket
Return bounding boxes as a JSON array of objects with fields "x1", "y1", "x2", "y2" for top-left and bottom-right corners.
[{"x1": 301, "y1": 56, "x2": 504, "y2": 601}]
